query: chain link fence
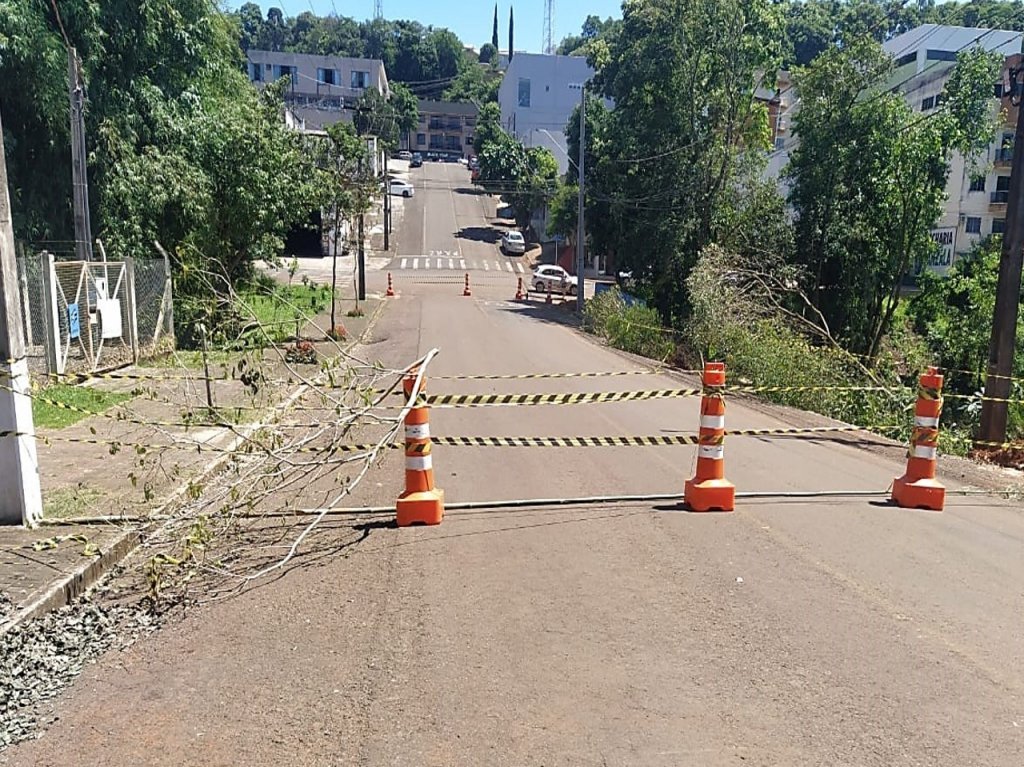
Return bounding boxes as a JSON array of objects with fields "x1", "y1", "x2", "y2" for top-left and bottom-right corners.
[{"x1": 15, "y1": 248, "x2": 174, "y2": 377}]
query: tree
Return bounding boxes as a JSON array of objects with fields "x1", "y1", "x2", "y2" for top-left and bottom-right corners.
[
  {"x1": 492, "y1": 4, "x2": 499, "y2": 50},
  {"x1": 786, "y1": 39, "x2": 1002, "y2": 358},
  {"x1": 443, "y1": 61, "x2": 501, "y2": 103},
  {"x1": 473, "y1": 102, "x2": 504, "y2": 155},
  {"x1": 353, "y1": 85, "x2": 419, "y2": 150},
  {"x1": 238, "y1": 2, "x2": 265, "y2": 52},
  {"x1": 508, "y1": 6, "x2": 514, "y2": 59},
  {"x1": 478, "y1": 136, "x2": 558, "y2": 228},
  {"x1": 479, "y1": 42, "x2": 498, "y2": 65},
  {"x1": 590, "y1": 0, "x2": 783, "y2": 325},
  {"x1": 315, "y1": 122, "x2": 372, "y2": 328}
]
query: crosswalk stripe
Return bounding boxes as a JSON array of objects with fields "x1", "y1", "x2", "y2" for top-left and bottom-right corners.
[
  {"x1": 412, "y1": 258, "x2": 419, "y2": 270},
  {"x1": 448, "y1": 258, "x2": 454, "y2": 269},
  {"x1": 460, "y1": 259, "x2": 466, "y2": 269},
  {"x1": 400, "y1": 258, "x2": 408, "y2": 269},
  {"x1": 483, "y1": 261, "x2": 490, "y2": 271},
  {"x1": 505, "y1": 262, "x2": 513, "y2": 273},
  {"x1": 516, "y1": 262, "x2": 524, "y2": 273}
]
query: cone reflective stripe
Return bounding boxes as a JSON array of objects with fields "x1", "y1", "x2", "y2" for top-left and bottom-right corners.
[
  {"x1": 891, "y1": 366, "x2": 945, "y2": 511},
  {"x1": 463, "y1": 273, "x2": 472, "y2": 296},
  {"x1": 515, "y1": 277, "x2": 525, "y2": 301},
  {"x1": 684, "y1": 362, "x2": 735, "y2": 512},
  {"x1": 386, "y1": 272, "x2": 395, "y2": 297},
  {"x1": 396, "y1": 369, "x2": 444, "y2": 526}
]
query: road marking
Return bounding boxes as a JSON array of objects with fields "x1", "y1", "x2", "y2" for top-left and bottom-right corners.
[
  {"x1": 505, "y1": 262, "x2": 513, "y2": 273},
  {"x1": 400, "y1": 258, "x2": 408, "y2": 269},
  {"x1": 412, "y1": 258, "x2": 419, "y2": 270},
  {"x1": 516, "y1": 263, "x2": 524, "y2": 273},
  {"x1": 483, "y1": 261, "x2": 490, "y2": 271},
  {"x1": 448, "y1": 258, "x2": 454, "y2": 269},
  {"x1": 460, "y1": 259, "x2": 466, "y2": 270}
]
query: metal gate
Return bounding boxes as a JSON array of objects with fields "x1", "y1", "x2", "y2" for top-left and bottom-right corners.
[{"x1": 41, "y1": 256, "x2": 139, "y2": 375}]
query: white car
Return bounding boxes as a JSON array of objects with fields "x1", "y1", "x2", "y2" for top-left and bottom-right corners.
[
  {"x1": 500, "y1": 231, "x2": 527, "y2": 255},
  {"x1": 397, "y1": 150, "x2": 413, "y2": 160},
  {"x1": 532, "y1": 265, "x2": 578, "y2": 296},
  {"x1": 389, "y1": 179, "x2": 414, "y2": 197}
]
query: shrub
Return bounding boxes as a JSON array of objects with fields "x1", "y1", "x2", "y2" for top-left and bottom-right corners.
[{"x1": 584, "y1": 288, "x2": 675, "y2": 361}]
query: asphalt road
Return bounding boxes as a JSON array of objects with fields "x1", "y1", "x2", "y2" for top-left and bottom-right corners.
[{"x1": 5, "y1": 167, "x2": 1024, "y2": 766}]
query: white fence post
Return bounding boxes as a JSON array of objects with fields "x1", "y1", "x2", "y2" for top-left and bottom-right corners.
[{"x1": 39, "y1": 251, "x2": 61, "y2": 376}]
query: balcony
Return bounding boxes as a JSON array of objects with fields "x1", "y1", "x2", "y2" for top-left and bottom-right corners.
[
  {"x1": 996, "y1": 146, "x2": 1014, "y2": 164},
  {"x1": 991, "y1": 190, "x2": 1010, "y2": 204}
]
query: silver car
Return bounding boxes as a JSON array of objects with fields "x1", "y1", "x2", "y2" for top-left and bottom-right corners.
[
  {"x1": 532, "y1": 265, "x2": 578, "y2": 295},
  {"x1": 500, "y1": 231, "x2": 527, "y2": 255}
]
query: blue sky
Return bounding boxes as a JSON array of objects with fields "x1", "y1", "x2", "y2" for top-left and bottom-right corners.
[{"x1": 223, "y1": 1, "x2": 624, "y2": 54}]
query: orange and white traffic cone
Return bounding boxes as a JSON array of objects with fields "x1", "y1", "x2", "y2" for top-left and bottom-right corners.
[
  {"x1": 396, "y1": 369, "x2": 444, "y2": 526},
  {"x1": 463, "y1": 273, "x2": 472, "y2": 297},
  {"x1": 515, "y1": 277, "x2": 525, "y2": 301},
  {"x1": 386, "y1": 272, "x2": 395, "y2": 297},
  {"x1": 546, "y1": 284, "x2": 552, "y2": 304},
  {"x1": 684, "y1": 362, "x2": 735, "y2": 512},
  {"x1": 891, "y1": 366, "x2": 945, "y2": 511}
]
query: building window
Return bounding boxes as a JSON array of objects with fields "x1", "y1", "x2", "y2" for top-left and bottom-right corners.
[
  {"x1": 416, "y1": 133, "x2": 426, "y2": 146},
  {"x1": 250, "y1": 63, "x2": 263, "y2": 82},
  {"x1": 965, "y1": 217, "x2": 982, "y2": 234},
  {"x1": 445, "y1": 135, "x2": 461, "y2": 150},
  {"x1": 774, "y1": 137, "x2": 785, "y2": 150},
  {"x1": 429, "y1": 117, "x2": 444, "y2": 130},
  {"x1": 429, "y1": 135, "x2": 444, "y2": 149},
  {"x1": 926, "y1": 49, "x2": 958, "y2": 62},
  {"x1": 351, "y1": 70, "x2": 370, "y2": 89},
  {"x1": 894, "y1": 52, "x2": 917, "y2": 68},
  {"x1": 518, "y1": 77, "x2": 531, "y2": 108},
  {"x1": 969, "y1": 175, "x2": 986, "y2": 192},
  {"x1": 317, "y1": 68, "x2": 337, "y2": 86},
  {"x1": 996, "y1": 82, "x2": 1006, "y2": 97},
  {"x1": 274, "y1": 65, "x2": 295, "y2": 81},
  {"x1": 466, "y1": 135, "x2": 474, "y2": 146},
  {"x1": 921, "y1": 96, "x2": 935, "y2": 111},
  {"x1": 997, "y1": 175, "x2": 1011, "y2": 192},
  {"x1": 993, "y1": 218, "x2": 1007, "y2": 234}
]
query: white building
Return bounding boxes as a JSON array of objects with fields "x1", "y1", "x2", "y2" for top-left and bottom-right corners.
[
  {"x1": 498, "y1": 53, "x2": 600, "y2": 175},
  {"x1": 882, "y1": 25, "x2": 1022, "y2": 275},
  {"x1": 247, "y1": 50, "x2": 390, "y2": 130}
]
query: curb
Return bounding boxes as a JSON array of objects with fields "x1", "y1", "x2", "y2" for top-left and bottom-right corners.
[
  {"x1": 0, "y1": 297, "x2": 391, "y2": 636},
  {"x1": 0, "y1": 528, "x2": 141, "y2": 639}
]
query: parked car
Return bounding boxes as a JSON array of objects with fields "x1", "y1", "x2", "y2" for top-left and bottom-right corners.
[
  {"x1": 389, "y1": 179, "x2": 414, "y2": 198},
  {"x1": 500, "y1": 230, "x2": 527, "y2": 255},
  {"x1": 468, "y1": 155, "x2": 480, "y2": 171},
  {"x1": 397, "y1": 150, "x2": 413, "y2": 160},
  {"x1": 532, "y1": 265, "x2": 577, "y2": 295},
  {"x1": 410, "y1": 153, "x2": 423, "y2": 168}
]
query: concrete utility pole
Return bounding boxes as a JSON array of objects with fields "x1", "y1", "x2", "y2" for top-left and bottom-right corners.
[
  {"x1": 980, "y1": 63, "x2": 1024, "y2": 445},
  {"x1": 570, "y1": 83, "x2": 586, "y2": 313},
  {"x1": 383, "y1": 153, "x2": 390, "y2": 252},
  {"x1": 68, "y1": 48, "x2": 94, "y2": 262},
  {"x1": 0, "y1": 109, "x2": 44, "y2": 527}
]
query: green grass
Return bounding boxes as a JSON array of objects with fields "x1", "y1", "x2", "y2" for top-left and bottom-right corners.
[
  {"x1": 237, "y1": 282, "x2": 333, "y2": 344},
  {"x1": 149, "y1": 349, "x2": 240, "y2": 369},
  {"x1": 33, "y1": 383, "x2": 134, "y2": 429},
  {"x1": 43, "y1": 483, "x2": 108, "y2": 518}
]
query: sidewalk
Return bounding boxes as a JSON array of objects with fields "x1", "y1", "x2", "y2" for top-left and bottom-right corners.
[{"x1": 0, "y1": 294, "x2": 387, "y2": 634}]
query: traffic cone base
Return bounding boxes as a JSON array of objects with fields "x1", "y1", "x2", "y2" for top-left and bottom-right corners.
[
  {"x1": 463, "y1": 274, "x2": 472, "y2": 296},
  {"x1": 684, "y1": 477, "x2": 735, "y2": 512},
  {"x1": 891, "y1": 476, "x2": 944, "y2": 512},
  {"x1": 396, "y1": 488, "x2": 445, "y2": 526}
]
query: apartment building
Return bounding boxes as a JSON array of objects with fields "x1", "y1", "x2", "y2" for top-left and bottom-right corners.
[
  {"x1": 883, "y1": 25, "x2": 1022, "y2": 275},
  {"x1": 246, "y1": 49, "x2": 389, "y2": 129},
  {"x1": 406, "y1": 100, "x2": 479, "y2": 160}
]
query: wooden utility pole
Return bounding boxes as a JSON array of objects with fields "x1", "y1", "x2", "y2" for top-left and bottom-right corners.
[
  {"x1": 0, "y1": 108, "x2": 44, "y2": 526},
  {"x1": 979, "y1": 64, "x2": 1024, "y2": 445}
]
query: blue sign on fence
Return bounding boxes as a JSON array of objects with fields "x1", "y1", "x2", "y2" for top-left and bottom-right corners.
[{"x1": 67, "y1": 303, "x2": 81, "y2": 340}]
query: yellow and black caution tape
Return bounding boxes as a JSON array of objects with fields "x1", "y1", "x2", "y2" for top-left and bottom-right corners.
[
  {"x1": 423, "y1": 388, "x2": 703, "y2": 408},
  {"x1": 433, "y1": 370, "x2": 668, "y2": 380},
  {"x1": 724, "y1": 384, "x2": 897, "y2": 395}
]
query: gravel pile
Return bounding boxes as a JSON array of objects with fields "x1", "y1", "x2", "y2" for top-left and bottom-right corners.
[
  {"x1": 0, "y1": 591, "x2": 14, "y2": 624},
  {"x1": 0, "y1": 600, "x2": 157, "y2": 749}
]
